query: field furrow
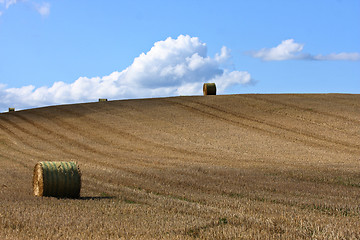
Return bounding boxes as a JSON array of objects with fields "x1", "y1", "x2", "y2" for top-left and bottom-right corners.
[{"x1": 1, "y1": 94, "x2": 359, "y2": 239}]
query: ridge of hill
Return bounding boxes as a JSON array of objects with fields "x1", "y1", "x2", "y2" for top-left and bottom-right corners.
[{"x1": 1, "y1": 94, "x2": 359, "y2": 239}]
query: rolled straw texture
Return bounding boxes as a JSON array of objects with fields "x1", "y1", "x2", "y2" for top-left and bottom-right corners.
[
  {"x1": 203, "y1": 83, "x2": 216, "y2": 95},
  {"x1": 33, "y1": 161, "x2": 81, "y2": 198}
]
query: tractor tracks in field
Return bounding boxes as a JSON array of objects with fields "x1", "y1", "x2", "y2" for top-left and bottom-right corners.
[
  {"x1": 8, "y1": 113, "x2": 112, "y2": 158},
  {"x1": 0, "y1": 112, "x2": 200, "y2": 190},
  {"x1": 0, "y1": 120, "x2": 55, "y2": 165},
  {"x1": 237, "y1": 94, "x2": 360, "y2": 140},
  {"x1": 26, "y1": 109, "x2": 188, "y2": 170},
  {"x1": 54, "y1": 104, "x2": 218, "y2": 162},
  {"x1": 241, "y1": 94, "x2": 360, "y2": 126},
  {"x1": 165, "y1": 98, "x2": 360, "y2": 154},
  {"x1": 83, "y1": 172, "x2": 239, "y2": 219},
  {"x1": 0, "y1": 151, "x2": 32, "y2": 169},
  {"x1": 0, "y1": 109, "x2": 213, "y2": 187},
  {"x1": 238, "y1": 95, "x2": 360, "y2": 141},
  {"x1": 0, "y1": 124, "x2": 49, "y2": 169},
  {"x1": 0, "y1": 115, "x2": 151, "y2": 183},
  {"x1": 0, "y1": 114, "x2": 128, "y2": 174},
  {"x1": 0, "y1": 112, "x2": 152, "y2": 170},
  {"x1": 0, "y1": 115, "x2": 102, "y2": 162}
]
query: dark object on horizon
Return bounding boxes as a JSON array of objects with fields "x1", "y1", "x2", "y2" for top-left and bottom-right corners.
[{"x1": 203, "y1": 83, "x2": 216, "y2": 95}]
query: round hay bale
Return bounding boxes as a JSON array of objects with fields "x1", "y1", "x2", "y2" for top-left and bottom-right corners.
[
  {"x1": 8, "y1": 108, "x2": 15, "y2": 112},
  {"x1": 203, "y1": 83, "x2": 216, "y2": 95},
  {"x1": 33, "y1": 161, "x2": 81, "y2": 198},
  {"x1": 99, "y1": 98, "x2": 108, "y2": 102}
]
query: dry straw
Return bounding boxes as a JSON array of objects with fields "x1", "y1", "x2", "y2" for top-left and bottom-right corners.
[
  {"x1": 33, "y1": 161, "x2": 81, "y2": 198},
  {"x1": 203, "y1": 83, "x2": 216, "y2": 95},
  {"x1": 99, "y1": 98, "x2": 108, "y2": 102}
]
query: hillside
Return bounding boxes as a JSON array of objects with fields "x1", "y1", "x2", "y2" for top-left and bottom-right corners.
[{"x1": 0, "y1": 94, "x2": 359, "y2": 239}]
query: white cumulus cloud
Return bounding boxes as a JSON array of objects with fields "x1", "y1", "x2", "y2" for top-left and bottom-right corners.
[
  {"x1": 251, "y1": 39, "x2": 306, "y2": 61},
  {"x1": 0, "y1": 35, "x2": 252, "y2": 111},
  {"x1": 249, "y1": 39, "x2": 360, "y2": 61}
]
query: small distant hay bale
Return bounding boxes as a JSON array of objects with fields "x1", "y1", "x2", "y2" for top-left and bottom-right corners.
[
  {"x1": 99, "y1": 98, "x2": 108, "y2": 102},
  {"x1": 8, "y1": 108, "x2": 15, "y2": 112},
  {"x1": 203, "y1": 83, "x2": 216, "y2": 95},
  {"x1": 33, "y1": 161, "x2": 81, "y2": 198}
]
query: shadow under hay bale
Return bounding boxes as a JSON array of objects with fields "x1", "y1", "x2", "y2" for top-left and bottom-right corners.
[
  {"x1": 79, "y1": 196, "x2": 116, "y2": 200},
  {"x1": 98, "y1": 98, "x2": 108, "y2": 102},
  {"x1": 203, "y1": 83, "x2": 216, "y2": 95},
  {"x1": 33, "y1": 161, "x2": 81, "y2": 198}
]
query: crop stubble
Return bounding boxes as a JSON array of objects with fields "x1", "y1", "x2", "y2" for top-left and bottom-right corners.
[{"x1": 0, "y1": 94, "x2": 359, "y2": 239}]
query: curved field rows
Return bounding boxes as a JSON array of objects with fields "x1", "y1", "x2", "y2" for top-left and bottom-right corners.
[{"x1": 0, "y1": 94, "x2": 359, "y2": 239}]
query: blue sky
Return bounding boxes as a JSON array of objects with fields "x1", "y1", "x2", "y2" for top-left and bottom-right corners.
[{"x1": 0, "y1": 0, "x2": 359, "y2": 111}]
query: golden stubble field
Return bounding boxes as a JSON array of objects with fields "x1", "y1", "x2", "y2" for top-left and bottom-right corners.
[{"x1": 0, "y1": 94, "x2": 359, "y2": 239}]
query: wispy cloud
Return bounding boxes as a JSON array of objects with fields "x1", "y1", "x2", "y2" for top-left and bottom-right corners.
[
  {"x1": 0, "y1": 0, "x2": 50, "y2": 16},
  {"x1": 5, "y1": 0, "x2": 17, "y2": 9},
  {"x1": 34, "y1": 2, "x2": 50, "y2": 17},
  {"x1": 313, "y1": 52, "x2": 360, "y2": 61},
  {"x1": 0, "y1": 35, "x2": 252, "y2": 111},
  {"x1": 0, "y1": 0, "x2": 18, "y2": 10},
  {"x1": 249, "y1": 39, "x2": 360, "y2": 61}
]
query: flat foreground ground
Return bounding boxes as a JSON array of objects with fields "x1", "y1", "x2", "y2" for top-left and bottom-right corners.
[{"x1": 0, "y1": 94, "x2": 359, "y2": 239}]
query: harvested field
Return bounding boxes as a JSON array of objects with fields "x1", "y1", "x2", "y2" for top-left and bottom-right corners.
[{"x1": 0, "y1": 94, "x2": 359, "y2": 239}]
